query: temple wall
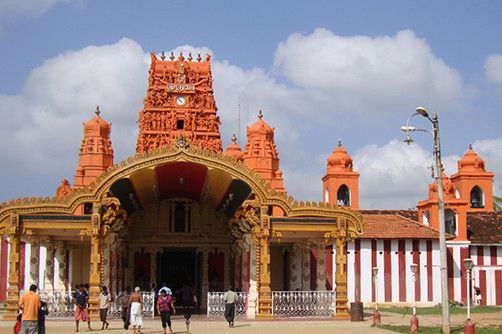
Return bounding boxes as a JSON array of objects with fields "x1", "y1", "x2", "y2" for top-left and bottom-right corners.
[{"x1": 70, "y1": 244, "x2": 90, "y2": 288}]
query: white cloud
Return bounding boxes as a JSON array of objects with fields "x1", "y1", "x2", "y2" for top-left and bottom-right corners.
[
  {"x1": 485, "y1": 55, "x2": 502, "y2": 85},
  {"x1": 0, "y1": 0, "x2": 78, "y2": 23},
  {"x1": 472, "y1": 138, "x2": 502, "y2": 196},
  {"x1": 0, "y1": 38, "x2": 147, "y2": 190},
  {"x1": 273, "y1": 28, "x2": 464, "y2": 117}
]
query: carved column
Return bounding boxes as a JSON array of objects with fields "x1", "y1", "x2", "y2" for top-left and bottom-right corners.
[
  {"x1": 246, "y1": 234, "x2": 258, "y2": 318},
  {"x1": 316, "y1": 243, "x2": 327, "y2": 291},
  {"x1": 290, "y1": 244, "x2": 302, "y2": 291},
  {"x1": 54, "y1": 241, "x2": 66, "y2": 291},
  {"x1": 224, "y1": 247, "x2": 230, "y2": 290},
  {"x1": 102, "y1": 241, "x2": 110, "y2": 290},
  {"x1": 150, "y1": 247, "x2": 157, "y2": 288},
  {"x1": 42, "y1": 239, "x2": 55, "y2": 292},
  {"x1": 5, "y1": 213, "x2": 21, "y2": 320},
  {"x1": 334, "y1": 236, "x2": 349, "y2": 318},
  {"x1": 302, "y1": 243, "x2": 311, "y2": 290},
  {"x1": 27, "y1": 238, "x2": 40, "y2": 287},
  {"x1": 255, "y1": 207, "x2": 272, "y2": 319},
  {"x1": 88, "y1": 209, "x2": 103, "y2": 320}
]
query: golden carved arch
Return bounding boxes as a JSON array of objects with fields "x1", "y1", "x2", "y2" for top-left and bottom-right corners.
[{"x1": 0, "y1": 142, "x2": 364, "y2": 237}]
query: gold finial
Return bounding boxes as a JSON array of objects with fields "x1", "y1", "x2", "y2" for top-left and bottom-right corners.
[
  {"x1": 170, "y1": 51, "x2": 175, "y2": 61},
  {"x1": 338, "y1": 139, "x2": 342, "y2": 147},
  {"x1": 258, "y1": 110, "x2": 263, "y2": 119},
  {"x1": 197, "y1": 52, "x2": 202, "y2": 62},
  {"x1": 468, "y1": 143, "x2": 473, "y2": 150},
  {"x1": 205, "y1": 53, "x2": 211, "y2": 62},
  {"x1": 160, "y1": 51, "x2": 166, "y2": 60},
  {"x1": 188, "y1": 52, "x2": 193, "y2": 61},
  {"x1": 95, "y1": 105, "x2": 101, "y2": 116},
  {"x1": 231, "y1": 133, "x2": 237, "y2": 144},
  {"x1": 178, "y1": 51, "x2": 185, "y2": 61}
]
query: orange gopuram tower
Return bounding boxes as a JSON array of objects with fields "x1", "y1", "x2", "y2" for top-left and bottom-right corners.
[
  {"x1": 243, "y1": 111, "x2": 285, "y2": 193},
  {"x1": 136, "y1": 51, "x2": 222, "y2": 153},
  {"x1": 74, "y1": 106, "x2": 114, "y2": 188}
]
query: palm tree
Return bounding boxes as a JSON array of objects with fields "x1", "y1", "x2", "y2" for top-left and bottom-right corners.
[{"x1": 494, "y1": 195, "x2": 502, "y2": 211}]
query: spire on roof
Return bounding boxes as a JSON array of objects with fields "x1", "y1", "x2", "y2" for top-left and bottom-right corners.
[{"x1": 95, "y1": 105, "x2": 101, "y2": 116}]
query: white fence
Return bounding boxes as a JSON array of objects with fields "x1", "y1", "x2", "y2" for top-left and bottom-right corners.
[
  {"x1": 272, "y1": 291, "x2": 336, "y2": 318},
  {"x1": 19, "y1": 290, "x2": 155, "y2": 319},
  {"x1": 206, "y1": 292, "x2": 247, "y2": 319}
]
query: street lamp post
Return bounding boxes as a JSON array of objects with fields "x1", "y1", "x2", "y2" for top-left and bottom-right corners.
[
  {"x1": 372, "y1": 267, "x2": 381, "y2": 325},
  {"x1": 410, "y1": 263, "x2": 419, "y2": 332},
  {"x1": 463, "y1": 258, "x2": 475, "y2": 334},
  {"x1": 401, "y1": 107, "x2": 450, "y2": 334}
]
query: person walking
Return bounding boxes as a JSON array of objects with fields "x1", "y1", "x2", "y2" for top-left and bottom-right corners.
[
  {"x1": 37, "y1": 301, "x2": 49, "y2": 334},
  {"x1": 18, "y1": 284, "x2": 41, "y2": 334},
  {"x1": 117, "y1": 286, "x2": 131, "y2": 330},
  {"x1": 223, "y1": 286, "x2": 238, "y2": 328},
  {"x1": 73, "y1": 284, "x2": 91, "y2": 332},
  {"x1": 128, "y1": 287, "x2": 143, "y2": 334},
  {"x1": 157, "y1": 289, "x2": 175, "y2": 334},
  {"x1": 99, "y1": 286, "x2": 111, "y2": 330}
]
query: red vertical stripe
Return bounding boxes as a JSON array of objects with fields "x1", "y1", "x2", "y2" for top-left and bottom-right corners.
[
  {"x1": 371, "y1": 240, "x2": 377, "y2": 302},
  {"x1": 491, "y1": 246, "x2": 502, "y2": 305},
  {"x1": 412, "y1": 240, "x2": 420, "y2": 302},
  {"x1": 478, "y1": 246, "x2": 486, "y2": 306},
  {"x1": 447, "y1": 247, "x2": 454, "y2": 300},
  {"x1": 460, "y1": 247, "x2": 469, "y2": 304},
  {"x1": 310, "y1": 248, "x2": 317, "y2": 290},
  {"x1": 0, "y1": 236, "x2": 8, "y2": 301},
  {"x1": 355, "y1": 240, "x2": 361, "y2": 302},
  {"x1": 325, "y1": 245, "x2": 333, "y2": 290},
  {"x1": 427, "y1": 240, "x2": 433, "y2": 301},
  {"x1": 398, "y1": 240, "x2": 406, "y2": 302},
  {"x1": 19, "y1": 242, "x2": 25, "y2": 291},
  {"x1": 384, "y1": 240, "x2": 392, "y2": 302}
]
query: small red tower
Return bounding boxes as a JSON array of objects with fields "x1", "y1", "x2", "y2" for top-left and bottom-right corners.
[
  {"x1": 451, "y1": 145, "x2": 495, "y2": 212},
  {"x1": 223, "y1": 134, "x2": 244, "y2": 162},
  {"x1": 73, "y1": 106, "x2": 114, "y2": 188},
  {"x1": 322, "y1": 140, "x2": 359, "y2": 209},
  {"x1": 243, "y1": 111, "x2": 285, "y2": 193}
]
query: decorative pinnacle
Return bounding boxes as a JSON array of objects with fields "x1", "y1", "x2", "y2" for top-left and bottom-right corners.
[
  {"x1": 231, "y1": 133, "x2": 237, "y2": 144},
  {"x1": 338, "y1": 138, "x2": 342, "y2": 147},
  {"x1": 197, "y1": 52, "x2": 202, "y2": 62},
  {"x1": 178, "y1": 51, "x2": 185, "y2": 61},
  {"x1": 160, "y1": 51, "x2": 166, "y2": 60},
  {"x1": 169, "y1": 51, "x2": 175, "y2": 61},
  {"x1": 468, "y1": 143, "x2": 473, "y2": 150},
  {"x1": 188, "y1": 52, "x2": 193, "y2": 61},
  {"x1": 258, "y1": 110, "x2": 263, "y2": 119},
  {"x1": 95, "y1": 105, "x2": 101, "y2": 116}
]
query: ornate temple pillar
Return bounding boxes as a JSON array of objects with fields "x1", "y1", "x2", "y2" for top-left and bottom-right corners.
[
  {"x1": 334, "y1": 236, "x2": 349, "y2": 318},
  {"x1": 256, "y1": 215, "x2": 272, "y2": 319},
  {"x1": 289, "y1": 244, "x2": 302, "y2": 291},
  {"x1": 224, "y1": 247, "x2": 230, "y2": 290},
  {"x1": 53, "y1": 241, "x2": 67, "y2": 291},
  {"x1": 246, "y1": 234, "x2": 258, "y2": 318},
  {"x1": 5, "y1": 213, "x2": 21, "y2": 320},
  {"x1": 302, "y1": 243, "x2": 311, "y2": 290},
  {"x1": 200, "y1": 247, "x2": 209, "y2": 309},
  {"x1": 150, "y1": 247, "x2": 157, "y2": 289},
  {"x1": 27, "y1": 239, "x2": 40, "y2": 287},
  {"x1": 88, "y1": 209, "x2": 103, "y2": 320},
  {"x1": 42, "y1": 239, "x2": 55, "y2": 292},
  {"x1": 316, "y1": 243, "x2": 327, "y2": 290}
]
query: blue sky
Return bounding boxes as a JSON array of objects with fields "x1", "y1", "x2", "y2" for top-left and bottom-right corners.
[{"x1": 1, "y1": 0, "x2": 502, "y2": 209}]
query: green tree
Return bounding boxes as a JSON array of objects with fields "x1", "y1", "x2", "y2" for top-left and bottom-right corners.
[{"x1": 494, "y1": 195, "x2": 502, "y2": 211}]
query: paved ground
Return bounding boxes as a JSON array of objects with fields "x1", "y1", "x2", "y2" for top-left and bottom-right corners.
[
  {"x1": 2, "y1": 310, "x2": 502, "y2": 333},
  {"x1": 0, "y1": 314, "x2": 394, "y2": 334}
]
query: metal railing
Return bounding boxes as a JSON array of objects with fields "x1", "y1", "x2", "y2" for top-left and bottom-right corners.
[
  {"x1": 271, "y1": 290, "x2": 336, "y2": 318},
  {"x1": 19, "y1": 290, "x2": 155, "y2": 319},
  {"x1": 207, "y1": 292, "x2": 247, "y2": 319}
]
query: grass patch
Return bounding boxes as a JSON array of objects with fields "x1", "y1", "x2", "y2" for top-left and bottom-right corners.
[
  {"x1": 379, "y1": 324, "x2": 502, "y2": 334},
  {"x1": 373, "y1": 305, "x2": 502, "y2": 315}
]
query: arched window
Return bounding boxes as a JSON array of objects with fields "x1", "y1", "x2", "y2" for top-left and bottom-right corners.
[
  {"x1": 423, "y1": 210, "x2": 430, "y2": 226},
  {"x1": 337, "y1": 185, "x2": 350, "y2": 206},
  {"x1": 445, "y1": 209, "x2": 457, "y2": 236},
  {"x1": 470, "y1": 186, "x2": 484, "y2": 208}
]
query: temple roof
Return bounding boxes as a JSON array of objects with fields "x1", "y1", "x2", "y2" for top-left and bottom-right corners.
[
  {"x1": 360, "y1": 210, "x2": 443, "y2": 239},
  {"x1": 467, "y1": 211, "x2": 502, "y2": 244},
  {"x1": 223, "y1": 134, "x2": 244, "y2": 161},
  {"x1": 326, "y1": 140, "x2": 355, "y2": 173},
  {"x1": 458, "y1": 146, "x2": 486, "y2": 173}
]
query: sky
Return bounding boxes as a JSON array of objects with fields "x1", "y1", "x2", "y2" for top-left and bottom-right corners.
[{"x1": 0, "y1": 0, "x2": 501, "y2": 209}]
